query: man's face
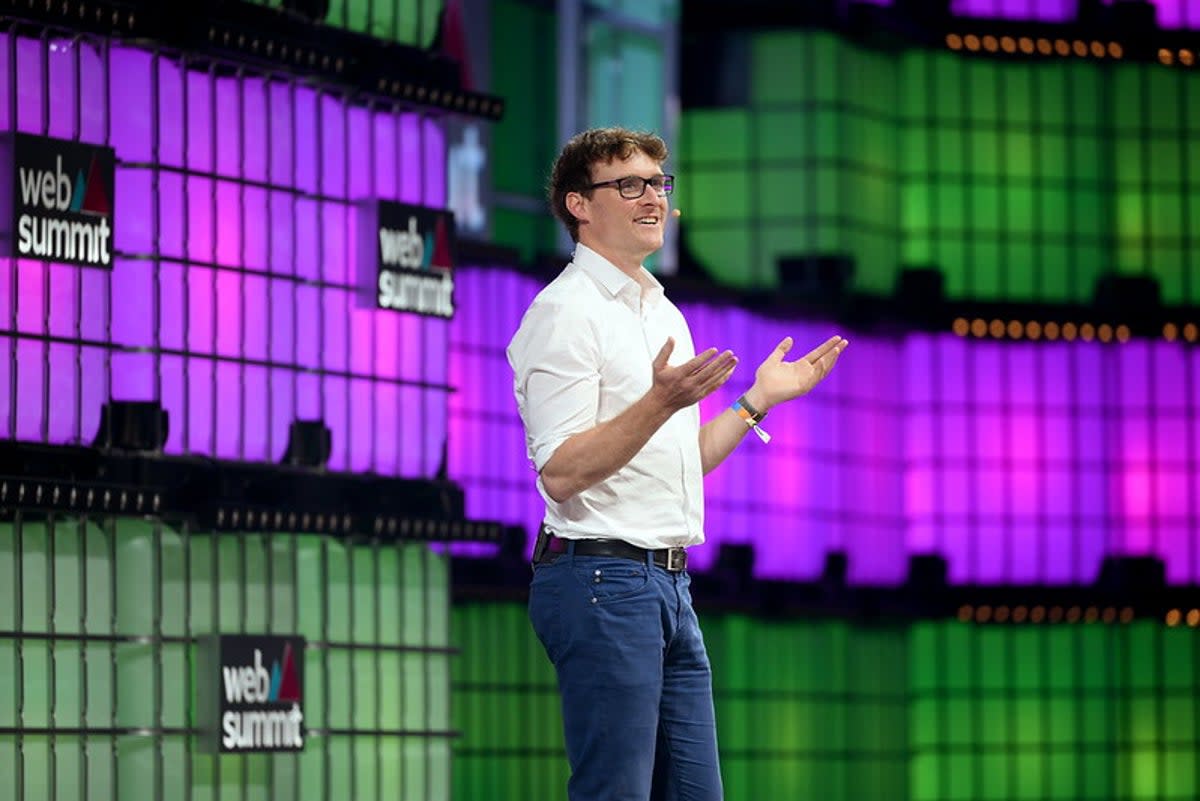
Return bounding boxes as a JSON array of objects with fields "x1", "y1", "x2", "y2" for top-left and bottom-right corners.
[{"x1": 572, "y1": 150, "x2": 669, "y2": 268}]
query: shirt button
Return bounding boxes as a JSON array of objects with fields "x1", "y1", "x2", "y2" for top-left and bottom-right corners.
[{"x1": 591, "y1": 597, "x2": 598, "y2": 604}]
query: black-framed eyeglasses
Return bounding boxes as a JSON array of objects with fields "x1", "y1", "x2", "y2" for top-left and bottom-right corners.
[{"x1": 587, "y1": 174, "x2": 675, "y2": 199}]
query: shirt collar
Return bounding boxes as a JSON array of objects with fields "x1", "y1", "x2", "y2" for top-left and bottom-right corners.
[{"x1": 573, "y1": 243, "x2": 664, "y2": 310}]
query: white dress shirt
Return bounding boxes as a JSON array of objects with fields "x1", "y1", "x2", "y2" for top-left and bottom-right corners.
[{"x1": 506, "y1": 244, "x2": 705, "y2": 549}]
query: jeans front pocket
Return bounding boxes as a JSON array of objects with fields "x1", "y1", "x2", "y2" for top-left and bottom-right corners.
[{"x1": 570, "y1": 556, "x2": 650, "y2": 604}]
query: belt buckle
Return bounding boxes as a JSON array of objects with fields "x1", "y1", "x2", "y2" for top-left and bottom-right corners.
[{"x1": 665, "y1": 547, "x2": 687, "y2": 572}]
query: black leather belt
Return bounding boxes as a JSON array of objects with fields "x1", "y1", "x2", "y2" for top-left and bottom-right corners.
[{"x1": 533, "y1": 527, "x2": 688, "y2": 572}]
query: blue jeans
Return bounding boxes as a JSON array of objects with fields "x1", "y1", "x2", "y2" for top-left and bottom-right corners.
[{"x1": 529, "y1": 546, "x2": 723, "y2": 801}]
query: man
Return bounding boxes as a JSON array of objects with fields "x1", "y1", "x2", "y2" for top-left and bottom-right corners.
[{"x1": 506, "y1": 127, "x2": 847, "y2": 801}]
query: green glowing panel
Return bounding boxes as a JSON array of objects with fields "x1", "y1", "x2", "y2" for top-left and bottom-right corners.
[
  {"x1": 687, "y1": 168, "x2": 751, "y2": 221},
  {"x1": 490, "y1": 208, "x2": 556, "y2": 266},
  {"x1": 681, "y1": 109, "x2": 750, "y2": 165},
  {"x1": 490, "y1": 0, "x2": 555, "y2": 198},
  {"x1": 687, "y1": 228, "x2": 758, "y2": 288}
]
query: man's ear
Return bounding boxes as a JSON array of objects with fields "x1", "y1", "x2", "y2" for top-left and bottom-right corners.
[{"x1": 565, "y1": 191, "x2": 589, "y2": 225}]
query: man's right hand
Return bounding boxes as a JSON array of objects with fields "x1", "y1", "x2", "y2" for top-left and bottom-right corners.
[{"x1": 650, "y1": 338, "x2": 738, "y2": 412}]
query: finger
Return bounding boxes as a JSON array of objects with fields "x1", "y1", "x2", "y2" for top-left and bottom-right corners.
[
  {"x1": 813, "y1": 342, "x2": 846, "y2": 377},
  {"x1": 768, "y1": 336, "x2": 794, "y2": 365},
  {"x1": 803, "y1": 335, "x2": 845, "y2": 364},
  {"x1": 653, "y1": 337, "x2": 676, "y2": 371},
  {"x1": 690, "y1": 350, "x2": 736, "y2": 381},
  {"x1": 682, "y1": 346, "x2": 722, "y2": 374}
]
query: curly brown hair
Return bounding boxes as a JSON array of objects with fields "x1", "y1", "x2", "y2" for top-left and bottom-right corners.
[{"x1": 547, "y1": 127, "x2": 669, "y2": 243}]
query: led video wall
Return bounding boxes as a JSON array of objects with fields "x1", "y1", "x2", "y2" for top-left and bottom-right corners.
[
  {"x1": 454, "y1": 601, "x2": 1200, "y2": 801},
  {"x1": 949, "y1": 0, "x2": 1200, "y2": 28},
  {"x1": 0, "y1": 33, "x2": 450, "y2": 478},
  {"x1": 245, "y1": 0, "x2": 444, "y2": 46},
  {"x1": 0, "y1": 516, "x2": 452, "y2": 801},
  {"x1": 449, "y1": 265, "x2": 1200, "y2": 585},
  {"x1": 678, "y1": 29, "x2": 1200, "y2": 304}
]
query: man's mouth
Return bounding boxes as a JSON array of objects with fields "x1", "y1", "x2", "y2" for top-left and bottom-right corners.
[{"x1": 634, "y1": 216, "x2": 660, "y2": 225}]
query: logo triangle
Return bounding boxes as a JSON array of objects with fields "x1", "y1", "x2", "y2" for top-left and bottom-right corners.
[
  {"x1": 269, "y1": 659, "x2": 282, "y2": 702},
  {"x1": 81, "y1": 155, "x2": 110, "y2": 215},
  {"x1": 71, "y1": 170, "x2": 86, "y2": 213},
  {"x1": 277, "y1": 641, "x2": 302, "y2": 701},
  {"x1": 430, "y1": 217, "x2": 453, "y2": 271}
]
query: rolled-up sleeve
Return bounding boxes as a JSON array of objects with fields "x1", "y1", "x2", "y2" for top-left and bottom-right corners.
[{"x1": 507, "y1": 300, "x2": 601, "y2": 471}]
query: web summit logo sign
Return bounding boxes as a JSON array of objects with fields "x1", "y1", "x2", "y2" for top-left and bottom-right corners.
[
  {"x1": 199, "y1": 635, "x2": 305, "y2": 753},
  {"x1": 0, "y1": 133, "x2": 114, "y2": 268},
  {"x1": 359, "y1": 200, "x2": 456, "y2": 318}
]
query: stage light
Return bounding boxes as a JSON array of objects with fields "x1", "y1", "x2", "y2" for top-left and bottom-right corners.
[
  {"x1": 953, "y1": 318, "x2": 969, "y2": 336},
  {"x1": 1054, "y1": 39, "x2": 1070, "y2": 56},
  {"x1": 1066, "y1": 606, "x2": 1081, "y2": 623},
  {"x1": 971, "y1": 318, "x2": 987, "y2": 337},
  {"x1": 1159, "y1": 48, "x2": 1174, "y2": 65},
  {"x1": 995, "y1": 606, "x2": 1010, "y2": 623},
  {"x1": 989, "y1": 319, "x2": 1005, "y2": 338},
  {"x1": 1007, "y1": 320, "x2": 1023, "y2": 339},
  {"x1": 1001, "y1": 36, "x2": 1016, "y2": 53},
  {"x1": 1091, "y1": 41, "x2": 1105, "y2": 58},
  {"x1": 1049, "y1": 606, "x2": 1064, "y2": 622},
  {"x1": 1102, "y1": 607, "x2": 1116, "y2": 624},
  {"x1": 1082, "y1": 321, "x2": 1098, "y2": 341},
  {"x1": 1184, "y1": 323, "x2": 1198, "y2": 342},
  {"x1": 983, "y1": 35, "x2": 998, "y2": 52},
  {"x1": 1026, "y1": 321, "x2": 1042, "y2": 340},
  {"x1": 1084, "y1": 606, "x2": 1099, "y2": 623},
  {"x1": 1073, "y1": 40, "x2": 1087, "y2": 57},
  {"x1": 1098, "y1": 323, "x2": 1113, "y2": 343},
  {"x1": 1164, "y1": 322, "x2": 1178, "y2": 341},
  {"x1": 1109, "y1": 42, "x2": 1123, "y2": 59},
  {"x1": 958, "y1": 604, "x2": 973, "y2": 622},
  {"x1": 1120, "y1": 607, "x2": 1135, "y2": 624},
  {"x1": 1188, "y1": 609, "x2": 1200, "y2": 627},
  {"x1": 1181, "y1": 50, "x2": 1195, "y2": 67},
  {"x1": 1166, "y1": 608, "x2": 1181, "y2": 626},
  {"x1": 281, "y1": 420, "x2": 332, "y2": 468},
  {"x1": 965, "y1": 34, "x2": 980, "y2": 51},
  {"x1": 947, "y1": 33, "x2": 963, "y2": 50},
  {"x1": 1013, "y1": 606, "x2": 1028, "y2": 623},
  {"x1": 1037, "y1": 38, "x2": 1052, "y2": 55},
  {"x1": 1031, "y1": 606, "x2": 1046, "y2": 623},
  {"x1": 93, "y1": 401, "x2": 169, "y2": 452},
  {"x1": 977, "y1": 605, "x2": 992, "y2": 623},
  {"x1": 1044, "y1": 321, "x2": 1060, "y2": 340},
  {"x1": 1019, "y1": 37, "x2": 1034, "y2": 54},
  {"x1": 1116, "y1": 325, "x2": 1131, "y2": 343}
]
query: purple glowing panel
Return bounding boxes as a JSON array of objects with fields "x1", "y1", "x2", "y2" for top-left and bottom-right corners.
[
  {"x1": 950, "y1": 0, "x2": 1075, "y2": 22},
  {"x1": 46, "y1": 40, "x2": 78, "y2": 140},
  {"x1": 399, "y1": 114, "x2": 424, "y2": 205},
  {"x1": 16, "y1": 37, "x2": 45, "y2": 134},
  {"x1": 0, "y1": 35, "x2": 10, "y2": 131},
  {"x1": 447, "y1": 267, "x2": 546, "y2": 557},
  {"x1": 110, "y1": 47, "x2": 153, "y2": 162},
  {"x1": 293, "y1": 87, "x2": 318, "y2": 197},
  {"x1": 422, "y1": 117, "x2": 447, "y2": 207}
]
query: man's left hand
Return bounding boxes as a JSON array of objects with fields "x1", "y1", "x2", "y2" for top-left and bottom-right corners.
[{"x1": 746, "y1": 335, "x2": 848, "y2": 411}]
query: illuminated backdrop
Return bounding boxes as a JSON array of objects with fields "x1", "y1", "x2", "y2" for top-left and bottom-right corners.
[
  {"x1": 449, "y1": 266, "x2": 1200, "y2": 585},
  {"x1": 0, "y1": 35, "x2": 450, "y2": 478}
]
